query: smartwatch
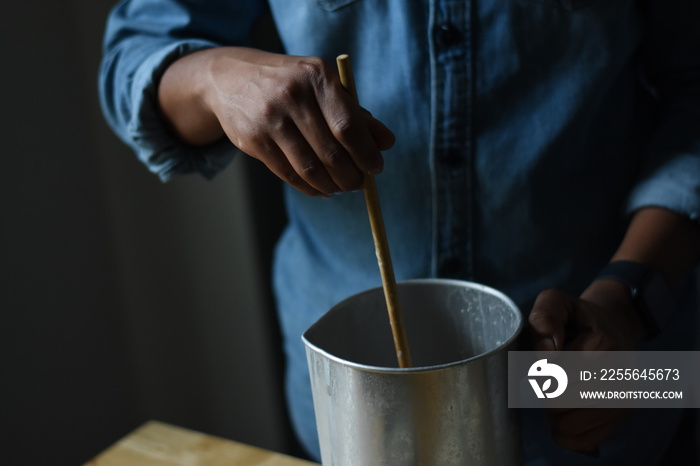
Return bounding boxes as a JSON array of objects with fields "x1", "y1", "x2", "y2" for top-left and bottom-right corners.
[{"x1": 595, "y1": 260, "x2": 676, "y2": 338}]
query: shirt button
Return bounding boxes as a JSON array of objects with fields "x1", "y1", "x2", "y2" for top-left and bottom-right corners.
[
  {"x1": 439, "y1": 256, "x2": 464, "y2": 277},
  {"x1": 436, "y1": 23, "x2": 461, "y2": 48},
  {"x1": 442, "y1": 149, "x2": 463, "y2": 168}
]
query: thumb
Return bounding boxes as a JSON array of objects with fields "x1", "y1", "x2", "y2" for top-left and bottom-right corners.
[
  {"x1": 528, "y1": 289, "x2": 574, "y2": 351},
  {"x1": 362, "y1": 109, "x2": 395, "y2": 151}
]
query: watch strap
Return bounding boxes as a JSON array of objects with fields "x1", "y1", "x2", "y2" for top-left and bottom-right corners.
[
  {"x1": 596, "y1": 260, "x2": 675, "y2": 338},
  {"x1": 596, "y1": 260, "x2": 650, "y2": 296}
]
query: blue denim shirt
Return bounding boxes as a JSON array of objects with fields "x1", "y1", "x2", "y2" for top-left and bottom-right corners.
[{"x1": 100, "y1": 1, "x2": 700, "y2": 463}]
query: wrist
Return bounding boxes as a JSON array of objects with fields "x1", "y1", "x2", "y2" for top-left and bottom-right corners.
[
  {"x1": 158, "y1": 48, "x2": 226, "y2": 145},
  {"x1": 582, "y1": 277, "x2": 649, "y2": 344},
  {"x1": 592, "y1": 260, "x2": 677, "y2": 340},
  {"x1": 582, "y1": 277, "x2": 632, "y2": 306}
]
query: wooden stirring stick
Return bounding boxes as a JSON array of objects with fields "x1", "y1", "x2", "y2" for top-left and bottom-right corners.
[{"x1": 336, "y1": 54, "x2": 412, "y2": 368}]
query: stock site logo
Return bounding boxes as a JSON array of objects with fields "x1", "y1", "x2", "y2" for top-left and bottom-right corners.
[{"x1": 528, "y1": 359, "x2": 568, "y2": 399}]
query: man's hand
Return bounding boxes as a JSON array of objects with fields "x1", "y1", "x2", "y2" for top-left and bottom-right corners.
[
  {"x1": 158, "y1": 47, "x2": 395, "y2": 197},
  {"x1": 528, "y1": 207, "x2": 700, "y2": 453},
  {"x1": 529, "y1": 281, "x2": 647, "y2": 354},
  {"x1": 528, "y1": 281, "x2": 647, "y2": 453}
]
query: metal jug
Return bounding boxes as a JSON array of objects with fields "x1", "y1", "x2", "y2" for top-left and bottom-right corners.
[{"x1": 303, "y1": 279, "x2": 523, "y2": 466}]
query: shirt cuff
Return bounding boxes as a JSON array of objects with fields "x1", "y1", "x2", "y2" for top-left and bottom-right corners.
[
  {"x1": 127, "y1": 40, "x2": 237, "y2": 181},
  {"x1": 626, "y1": 152, "x2": 700, "y2": 222}
]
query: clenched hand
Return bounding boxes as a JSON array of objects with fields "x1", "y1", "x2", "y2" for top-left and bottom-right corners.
[{"x1": 158, "y1": 47, "x2": 395, "y2": 197}]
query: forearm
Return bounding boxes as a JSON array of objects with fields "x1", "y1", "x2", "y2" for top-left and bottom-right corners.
[
  {"x1": 608, "y1": 207, "x2": 700, "y2": 287},
  {"x1": 579, "y1": 207, "x2": 700, "y2": 341},
  {"x1": 157, "y1": 47, "x2": 224, "y2": 145},
  {"x1": 157, "y1": 46, "x2": 275, "y2": 146}
]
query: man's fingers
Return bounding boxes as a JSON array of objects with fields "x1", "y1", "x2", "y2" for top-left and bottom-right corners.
[
  {"x1": 222, "y1": 53, "x2": 390, "y2": 196},
  {"x1": 362, "y1": 109, "x2": 395, "y2": 151},
  {"x1": 529, "y1": 289, "x2": 574, "y2": 351},
  {"x1": 553, "y1": 422, "x2": 619, "y2": 453},
  {"x1": 327, "y1": 107, "x2": 384, "y2": 175},
  {"x1": 315, "y1": 79, "x2": 385, "y2": 176},
  {"x1": 565, "y1": 330, "x2": 616, "y2": 352},
  {"x1": 249, "y1": 139, "x2": 330, "y2": 198},
  {"x1": 292, "y1": 101, "x2": 365, "y2": 191},
  {"x1": 548, "y1": 408, "x2": 629, "y2": 452}
]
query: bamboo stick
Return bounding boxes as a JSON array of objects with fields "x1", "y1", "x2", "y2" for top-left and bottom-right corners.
[{"x1": 336, "y1": 54, "x2": 412, "y2": 368}]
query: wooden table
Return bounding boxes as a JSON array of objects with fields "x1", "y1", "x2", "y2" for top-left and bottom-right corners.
[{"x1": 84, "y1": 420, "x2": 319, "y2": 466}]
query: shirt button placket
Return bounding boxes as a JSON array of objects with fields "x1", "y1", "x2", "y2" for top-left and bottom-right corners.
[
  {"x1": 431, "y1": 0, "x2": 474, "y2": 280},
  {"x1": 442, "y1": 148, "x2": 463, "y2": 170},
  {"x1": 436, "y1": 22, "x2": 461, "y2": 49}
]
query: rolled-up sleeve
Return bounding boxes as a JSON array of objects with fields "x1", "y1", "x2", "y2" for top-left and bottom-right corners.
[
  {"x1": 627, "y1": 0, "x2": 700, "y2": 222},
  {"x1": 98, "y1": 0, "x2": 266, "y2": 181}
]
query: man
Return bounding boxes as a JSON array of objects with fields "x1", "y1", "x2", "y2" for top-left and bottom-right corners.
[{"x1": 100, "y1": 1, "x2": 700, "y2": 463}]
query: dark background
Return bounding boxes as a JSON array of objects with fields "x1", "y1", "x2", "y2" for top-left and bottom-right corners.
[
  {"x1": 1, "y1": 2, "x2": 292, "y2": 464},
  {"x1": 2, "y1": 2, "x2": 698, "y2": 465}
]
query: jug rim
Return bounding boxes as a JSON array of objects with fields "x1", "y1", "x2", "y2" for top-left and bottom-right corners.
[{"x1": 302, "y1": 278, "x2": 524, "y2": 374}]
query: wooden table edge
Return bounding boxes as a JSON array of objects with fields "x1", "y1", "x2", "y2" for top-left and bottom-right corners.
[{"x1": 83, "y1": 420, "x2": 319, "y2": 466}]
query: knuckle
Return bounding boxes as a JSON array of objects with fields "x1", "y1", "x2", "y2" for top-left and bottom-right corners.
[
  {"x1": 258, "y1": 98, "x2": 282, "y2": 121},
  {"x1": 331, "y1": 117, "x2": 355, "y2": 140},
  {"x1": 301, "y1": 162, "x2": 323, "y2": 179},
  {"x1": 229, "y1": 132, "x2": 249, "y2": 153},
  {"x1": 282, "y1": 57, "x2": 328, "y2": 101},
  {"x1": 267, "y1": 114, "x2": 294, "y2": 134},
  {"x1": 279, "y1": 79, "x2": 306, "y2": 104},
  {"x1": 236, "y1": 140, "x2": 253, "y2": 156},
  {"x1": 528, "y1": 312, "x2": 548, "y2": 327},
  {"x1": 320, "y1": 146, "x2": 345, "y2": 167},
  {"x1": 538, "y1": 288, "x2": 562, "y2": 301},
  {"x1": 298, "y1": 57, "x2": 326, "y2": 82},
  {"x1": 233, "y1": 130, "x2": 264, "y2": 157}
]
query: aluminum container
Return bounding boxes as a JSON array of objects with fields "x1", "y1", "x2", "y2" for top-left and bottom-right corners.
[{"x1": 303, "y1": 279, "x2": 523, "y2": 466}]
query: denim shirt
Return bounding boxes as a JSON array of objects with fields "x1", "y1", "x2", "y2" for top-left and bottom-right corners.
[{"x1": 100, "y1": 1, "x2": 700, "y2": 463}]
